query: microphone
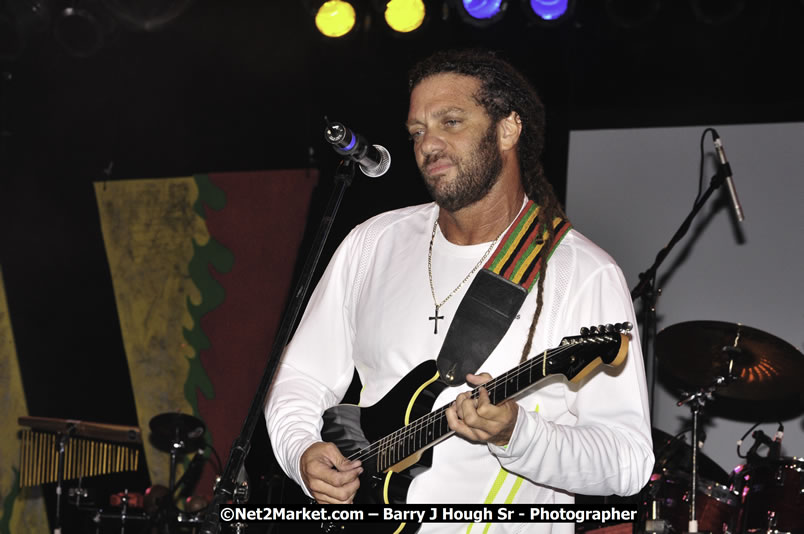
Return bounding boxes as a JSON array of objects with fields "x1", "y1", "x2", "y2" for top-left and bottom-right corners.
[
  {"x1": 697, "y1": 429, "x2": 707, "y2": 450},
  {"x1": 772, "y1": 423, "x2": 784, "y2": 459},
  {"x1": 175, "y1": 448, "x2": 207, "y2": 497},
  {"x1": 751, "y1": 429, "x2": 773, "y2": 448},
  {"x1": 773, "y1": 423, "x2": 784, "y2": 444},
  {"x1": 712, "y1": 130, "x2": 745, "y2": 222},
  {"x1": 324, "y1": 121, "x2": 391, "y2": 177},
  {"x1": 746, "y1": 429, "x2": 772, "y2": 463}
]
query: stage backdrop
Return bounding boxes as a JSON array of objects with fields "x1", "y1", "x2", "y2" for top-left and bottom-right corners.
[
  {"x1": 94, "y1": 169, "x2": 317, "y2": 498},
  {"x1": 0, "y1": 267, "x2": 49, "y2": 534},
  {"x1": 566, "y1": 122, "x2": 804, "y2": 474}
]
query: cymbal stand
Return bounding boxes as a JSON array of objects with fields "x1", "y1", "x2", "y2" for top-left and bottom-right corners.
[
  {"x1": 167, "y1": 424, "x2": 190, "y2": 498},
  {"x1": 676, "y1": 383, "x2": 718, "y2": 533},
  {"x1": 148, "y1": 428, "x2": 186, "y2": 532},
  {"x1": 54, "y1": 424, "x2": 77, "y2": 534},
  {"x1": 118, "y1": 489, "x2": 131, "y2": 534},
  {"x1": 169, "y1": 448, "x2": 178, "y2": 498}
]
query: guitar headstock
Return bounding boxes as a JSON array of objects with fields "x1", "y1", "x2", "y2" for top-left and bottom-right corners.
[
  {"x1": 551, "y1": 322, "x2": 632, "y2": 381},
  {"x1": 579, "y1": 322, "x2": 633, "y2": 338},
  {"x1": 559, "y1": 322, "x2": 632, "y2": 347}
]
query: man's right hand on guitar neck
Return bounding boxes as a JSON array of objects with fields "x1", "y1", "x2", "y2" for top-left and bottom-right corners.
[{"x1": 300, "y1": 442, "x2": 363, "y2": 504}]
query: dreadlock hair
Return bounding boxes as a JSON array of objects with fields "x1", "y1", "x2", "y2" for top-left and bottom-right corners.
[{"x1": 409, "y1": 48, "x2": 568, "y2": 363}]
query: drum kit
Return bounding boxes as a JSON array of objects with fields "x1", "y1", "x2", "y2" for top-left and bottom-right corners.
[
  {"x1": 18, "y1": 411, "x2": 211, "y2": 533},
  {"x1": 644, "y1": 320, "x2": 804, "y2": 534}
]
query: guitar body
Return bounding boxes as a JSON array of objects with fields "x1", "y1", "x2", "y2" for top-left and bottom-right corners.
[
  {"x1": 316, "y1": 325, "x2": 632, "y2": 534},
  {"x1": 321, "y1": 360, "x2": 447, "y2": 532}
]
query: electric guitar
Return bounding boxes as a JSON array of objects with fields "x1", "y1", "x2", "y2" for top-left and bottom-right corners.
[{"x1": 319, "y1": 323, "x2": 632, "y2": 533}]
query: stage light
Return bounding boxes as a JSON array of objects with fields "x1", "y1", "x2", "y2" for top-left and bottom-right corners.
[
  {"x1": 384, "y1": 0, "x2": 426, "y2": 33},
  {"x1": 315, "y1": 0, "x2": 357, "y2": 38},
  {"x1": 455, "y1": 0, "x2": 508, "y2": 27},
  {"x1": 524, "y1": 0, "x2": 571, "y2": 22}
]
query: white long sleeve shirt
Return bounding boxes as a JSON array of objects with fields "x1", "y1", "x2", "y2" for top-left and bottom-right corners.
[{"x1": 265, "y1": 202, "x2": 654, "y2": 533}]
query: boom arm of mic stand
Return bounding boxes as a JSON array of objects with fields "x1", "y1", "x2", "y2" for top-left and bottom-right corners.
[
  {"x1": 198, "y1": 160, "x2": 357, "y2": 534},
  {"x1": 630, "y1": 169, "x2": 727, "y2": 420}
]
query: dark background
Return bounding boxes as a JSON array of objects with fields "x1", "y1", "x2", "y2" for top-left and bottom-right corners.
[{"x1": 2, "y1": 0, "x2": 803, "y2": 531}]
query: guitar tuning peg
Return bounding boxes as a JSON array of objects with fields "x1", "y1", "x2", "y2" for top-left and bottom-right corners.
[
  {"x1": 589, "y1": 326, "x2": 599, "y2": 334},
  {"x1": 598, "y1": 325, "x2": 606, "y2": 333},
  {"x1": 580, "y1": 327, "x2": 589, "y2": 336},
  {"x1": 604, "y1": 324, "x2": 614, "y2": 333},
  {"x1": 622, "y1": 321, "x2": 633, "y2": 332}
]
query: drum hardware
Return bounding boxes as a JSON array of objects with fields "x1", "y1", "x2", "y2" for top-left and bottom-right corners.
[
  {"x1": 209, "y1": 467, "x2": 250, "y2": 534},
  {"x1": 646, "y1": 426, "x2": 741, "y2": 534},
  {"x1": 148, "y1": 412, "x2": 207, "y2": 498},
  {"x1": 67, "y1": 485, "x2": 91, "y2": 505},
  {"x1": 655, "y1": 321, "x2": 804, "y2": 402},
  {"x1": 653, "y1": 321, "x2": 804, "y2": 534},
  {"x1": 89, "y1": 503, "x2": 149, "y2": 534},
  {"x1": 675, "y1": 383, "x2": 723, "y2": 533},
  {"x1": 652, "y1": 428, "x2": 729, "y2": 486},
  {"x1": 94, "y1": 488, "x2": 142, "y2": 534},
  {"x1": 673, "y1": 357, "x2": 733, "y2": 534},
  {"x1": 110, "y1": 489, "x2": 145, "y2": 509},
  {"x1": 147, "y1": 412, "x2": 214, "y2": 533},
  {"x1": 645, "y1": 473, "x2": 673, "y2": 534},
  {"x1": 66, "y1": 486, "x2": 151, "y2": 534},
  {"x1": 731, "y1": 431, "x2": 803, "y2": 534},
  {"x1": 18, "y1": 416, "x2": 142, "y2": 534},
  {"x1": 650, "y1": 473, "x2": 741, "y2": 534},
  {"x1": 17, "y1": 414, "x2": 216, "y2": 532}
]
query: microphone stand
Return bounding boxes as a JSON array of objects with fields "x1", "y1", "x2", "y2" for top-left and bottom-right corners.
[
  {"x1": 631, "y1": 157, "x2": 731, "y2": 534},
  {"x1": 198, "y1": 160, "x2": 358, "y2": 534},
  {"x1": 631, "y1": 162, "x2": 730, "y2": 412}
]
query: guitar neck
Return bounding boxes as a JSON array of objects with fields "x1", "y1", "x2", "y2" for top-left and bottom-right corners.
[
  {"x1": 479, "y1": 346, "x2": 560, "y2": 405},
  {"x1": 368, "y1": 345, "x2": 561, "y2": 471},
  {"x1": 362, "y1": 330, "x2": 628, "y2": 473}
]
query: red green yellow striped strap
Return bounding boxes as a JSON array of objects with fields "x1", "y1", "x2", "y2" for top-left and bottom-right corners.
[{"x1": 483, "y1": 200, "x2": 571, "y2": 292}]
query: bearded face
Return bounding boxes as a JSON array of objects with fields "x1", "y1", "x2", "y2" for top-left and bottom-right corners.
[{"x1": 419, "y1": 123, "x2": 503, "y2": 212}]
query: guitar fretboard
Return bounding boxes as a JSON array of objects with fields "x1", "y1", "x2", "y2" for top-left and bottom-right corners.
[{"x1": 351, "y1": 335, "x2": 613, "y2": 472}]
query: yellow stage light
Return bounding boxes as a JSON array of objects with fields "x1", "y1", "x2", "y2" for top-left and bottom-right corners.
[
  {"x1": 315, "y1": 0, "x2": 357, "y2": 38},
  {"x1": 384, "y1": 0, "x2": 426, "y2": 33}
]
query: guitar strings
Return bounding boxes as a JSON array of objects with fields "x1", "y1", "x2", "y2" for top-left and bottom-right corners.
[
  {"x1": 347, "y1": 340, "x2": 593, "y2": 468},
  {"x1": 350, "y1": 345, "x2": 560, "y2": 466},
  {"x1": 351, "y1": 334, "x2": 622, "y2": 469},
  {"x1": 350, "y1": 345, "x2": 556, "y2": 466}
]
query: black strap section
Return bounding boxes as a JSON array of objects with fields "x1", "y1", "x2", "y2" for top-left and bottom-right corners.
[{"x1": 436, "y1": 270, "x2": 527, "y2": 386}]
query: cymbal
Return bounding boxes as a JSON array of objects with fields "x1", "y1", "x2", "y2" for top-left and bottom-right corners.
[
  {"x1": 652, "y1": 427, "x2": 728, "y2": 484},
  {"x1": 656, "y1": 321, "x2": 804, "y2": 400},
  {"x1": 18, "y1": 416, "x2": 142, "y2": 444},
  {"x1": 148, "y1": 412, "x2": 205, "y2": 453}
]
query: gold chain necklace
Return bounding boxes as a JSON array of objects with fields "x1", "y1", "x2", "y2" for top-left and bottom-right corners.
[{"x1": 427, "y1": 220, "x2": 503, "y2": 334}]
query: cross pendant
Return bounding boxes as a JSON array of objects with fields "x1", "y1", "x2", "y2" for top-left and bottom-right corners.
[{"x1": 429, "y1": 305, "x2": 444, "y2": 334}]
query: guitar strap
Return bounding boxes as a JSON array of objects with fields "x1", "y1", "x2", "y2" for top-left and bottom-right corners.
[{"x1": 436, "y1": 200, "x2": 571, "y2": 385}]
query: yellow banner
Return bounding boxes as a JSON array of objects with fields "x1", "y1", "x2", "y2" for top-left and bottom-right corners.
[
  {"x1": 0, "y1": 266, "x2": 49, "y2": 534},
  {"x1": 94, "y1": 177, "x2": 208, "y2": 488}
]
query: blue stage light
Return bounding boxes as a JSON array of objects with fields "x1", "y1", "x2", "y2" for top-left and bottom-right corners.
[
  {"x1": 462, "y1": 0, "x2": 505, "y2": 20},
  {"x1": 528, "y1": 0, "x2": 569, "y2": 21}
]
